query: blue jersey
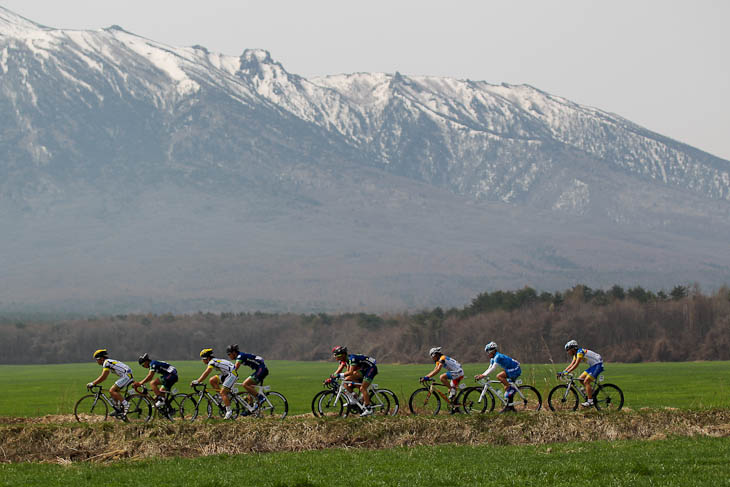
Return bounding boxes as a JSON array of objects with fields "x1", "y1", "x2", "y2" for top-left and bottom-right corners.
[
  {"x1": 491, "y1": 352, "x2": 520, "y2": 371},
  {"x1": 149, "y1": 360, "x2": 177, "y2": 376},
  {"x1": 348, "y1": 354, "x2": 376, "y2": 368},
  {"x1": 234, "y1": 352, "x2": 265, "y2": 370}
]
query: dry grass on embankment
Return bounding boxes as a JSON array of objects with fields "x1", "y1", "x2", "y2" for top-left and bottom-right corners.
[{"x1": 1, "y1": 409, "x2": 730, "y2": 464}]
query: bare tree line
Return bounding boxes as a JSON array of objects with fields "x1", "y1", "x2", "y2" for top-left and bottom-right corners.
[{"x1": 1, "y1": 286, "x2": 729, "y2": 365}]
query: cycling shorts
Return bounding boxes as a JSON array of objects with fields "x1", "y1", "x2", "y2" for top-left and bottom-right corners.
[
  {"x1": 361, "y1": 365, "x2": 378, "y2": 383},
  {"x1": 506, "y1": 366, "x2": 522, "y2": 380},
  {"x1": 248, "y1": 366, "x2": 269, "y2": 385},
  {"x1": 220, "y1": 373, "x2": 237, "y2": 389},
  {"x1": 160, "y1": 373, "x2": 178, "y2": 390},
  {"x1": 114, "y1": 374, "x2": 133, "y2": 389},
  {"x1": 582, "y1": 363, "x2": 604, "y2": 380},
  {"x1": 445, "y1": 369, "x2": 464, "y2": 381}
]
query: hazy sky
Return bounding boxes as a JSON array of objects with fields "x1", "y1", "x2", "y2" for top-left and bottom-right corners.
[{"x1": 4, "y1": 1, "x2": 729, "y2": 160}]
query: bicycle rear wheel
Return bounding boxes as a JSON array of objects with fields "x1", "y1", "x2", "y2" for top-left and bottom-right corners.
[
  {"x1": 375, "y1": 389, "x2": 399, "y2": 416},
  {"x1": 317, "y1": 390, "x2": 347, "y2": 417},
  {"x1": 594, "y1": 383, "x2": 624, "y2": 411},
  {"x1": 409, "y1": 388, "x2": 441, "y2": 415},
  {"x1": 461, "y1": 387, "x2": 493, "y2": 414},
  {"x1": 548, "y1": 384, "x2": 578, "y2": 411},
  {"x1": 259, "y1": 391, "x2": 288, "y2": 419},
  {"x1": 158, "y1": 393, "x2": 188, "y2": 421},
  {"x1": 514, "y1": 385, "x2": 542, "y2": 411},
  {"x1": 125, "y1": 394, "x2": 153, "y2": 422},
  {"x1": 74, "y1": 395, "x2": 109, "y2": 423}
]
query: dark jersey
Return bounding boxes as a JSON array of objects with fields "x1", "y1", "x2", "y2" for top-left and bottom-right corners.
[
  {"x1": 149, "y1": 360, "x2": 177, "y2": 376},
  {"x1": 348, "y1": 354, "x2": 376, "y2": 368},
  {"x1": 234, "y1": 352, "x2": 265, "y2": 370}
]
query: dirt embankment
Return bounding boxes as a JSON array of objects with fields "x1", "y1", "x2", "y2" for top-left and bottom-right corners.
[{"x1": 1, "y1": 409, "x2": 730, "y2": 464}]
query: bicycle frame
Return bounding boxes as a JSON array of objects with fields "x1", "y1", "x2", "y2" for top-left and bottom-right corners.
[
  {"x1": 422, "y1": 379, "x2": 458, "y2": 406},
  {"x1": 475, "y1": 378, "x2": 526, "y2": 405},
  {"x1": 232, "y1": 384, "x2": 272, "y2": 413},
  {"x1": 332, "y1": 378, "x2": 386, "y2": 412},
  {"x1": 559, "y1": 373, "x2": 603, "y2": 401}
]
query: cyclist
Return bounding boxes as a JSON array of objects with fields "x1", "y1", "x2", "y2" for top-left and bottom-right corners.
[
  {"x1": 226, "y1": 344, "x2": 268, "y2": 410},
  {"x1": 330, "y1": 346, "x2": 378, "y2": 416},
  {"x1": 422, "y1": 347, "x2": 464, "y2": 404},
  {"x1": 560, "y1": 339, "x2": 604, "y2": 407},
  {"x1": 87, "y1": 349, "x2": 132, "y2": 417},
  {"x1": 191, "y1": 348, "x2": 237, "y2": 419},
  {"x1": 134, "y1": 353, "x2": 178, "y2": 408},
  {"x1": 475, "y1": 342, "x2": 521, "y2": 412}
]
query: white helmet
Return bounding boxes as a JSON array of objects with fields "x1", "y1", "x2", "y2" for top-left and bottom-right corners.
[
  {"x1": 564, "y1": 339, "x2": 578, "y2": 351},
  {"x1": 484, "y1": 341, "x2": 498, "y2": 353},
  {"x1": 429, "y1": 347, "x2": 442, "y2": 357}
]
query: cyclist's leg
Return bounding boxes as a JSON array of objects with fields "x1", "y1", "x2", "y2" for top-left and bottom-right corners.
[
  {"x1": 220, "y1": 374, "x2": 236, "y2": 407},
  {"x1": 111, "y1": 375, "x2": 132, "y2": 411},
  {"x1": 360, "y1": 366, "x2": 377, "y2": 406},
  {"x1": 151, "y1": 377, "x2": 163, "y2": 398},
  {"x1": 439, "y1": 372, "x2": 450, "y2": 388},
  {"x1": 209, "y1": 375, "x2": 222, "y2": 394}
]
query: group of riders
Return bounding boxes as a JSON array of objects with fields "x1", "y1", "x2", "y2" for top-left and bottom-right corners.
[{"x1": 87, "y1": 339, "x2": 603, "y2": 418}]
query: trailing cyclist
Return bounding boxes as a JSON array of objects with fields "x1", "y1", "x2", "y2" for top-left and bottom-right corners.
[
  {"x1": 87, "y1": 349, "x2": 132, "y2": 417},
  {"x1": 476, "y1": 341, "x2": 521, "y2": 412},
  {"x1": 560, "y1": 339, "x2": 603, "y2": 407},
  {"x1": 192, "y1": 348, "x2": 237, "y2": 419},
  {"x1": 134, "y1": 353, "x2": 179, "y2": 408},
  {"x1": 423, "y1": 347, "x2": 464, "y2": 403},
  {"x1": 330, "y1": 346, "x2": 378, "y2": 416},
  {"x1": 226, "y1": 344, "x2": 269, "y2": 410}
]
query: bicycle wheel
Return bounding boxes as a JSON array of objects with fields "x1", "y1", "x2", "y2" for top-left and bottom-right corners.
[
  {"x1": 258, "y1": 391, "x2": 288, "y2": 419},
  {"x1": 461, "y1": 387, "x2": 493, "y2": 414},
  {"x1": 375, "y1": 389, "x2": 399, "y2": 416},
  {"x1": 125, "y1": 393, "x2": 153, "y2": 422},
  {"x1": 548, "y1": 384, "x2": 579, "y2": 411},
  {"x1": 368, "y1": 390, "x2": 390, "y2": 416},
  {"x1": 514, "y1": 385, "x2": 542, "y2": 412},
  {"x1": 74, "y1": 395, "x2": 109, "y2": 422},
  {"x1": 408, "y1": 388, "x2": 441, "y2": 415},
  {"x1": 207, "y1": 394, "x2": 240, "y2": 419},
  {"x1": 594, "y1": 383, "x2": 624, "y2": 411},
  {"x1": 311, "y1": 390, "x2": 330, "y2": 417},
  {"x1": 159, "y1": 393, "x2": 188, "y2": 421},
  {"x1": 179, "y1": 395, "x2": 200, "y2": 421},
  {"x1": 317, "y1": 390, "x2": 347, "y2": 417}
]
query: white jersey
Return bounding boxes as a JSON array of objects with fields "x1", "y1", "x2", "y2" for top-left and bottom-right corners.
[
  {"x1": 437, "y1": 355, "x2": 463, "y2": 374},
  {"x1": 207, "y1": 358, "x2": 236, "y2": 376},
  {"x1": 577, "y1": 348, "x2": 602, "y2": 366},
  {"x1": 102, "y1": 359, "x2": 133, "y2": 378}
]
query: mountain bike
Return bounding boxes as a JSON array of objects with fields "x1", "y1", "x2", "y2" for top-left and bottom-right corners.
[
  {"x1": 74, "y1": 384, "x2": 153, "y2": 423},
  {"x1": 548, "y1": 372, "x2": 624, "y2": 411},
  {"x1": 134, "y1": 385, "x2": 189, "y2": 421},
  {"x1": 179, "y1": 383, "x2": 228, "y2": 420},
  {"x1": 408, "y1": 377, "x2": 466, "y2": 415},
  {"x1": 461, "y1": 377, "x2": 542, "y2": 413},
  {"x1": 231, "y1": 383, "x2": 289, "y2": 419},
  {"x1": 315, "y1": 376, "x2": 399, "y2": 417}
]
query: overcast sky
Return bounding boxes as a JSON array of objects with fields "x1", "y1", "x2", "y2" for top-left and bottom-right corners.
[{"x1": 4, "y1": 0, "x2": 729, "y2": 160}]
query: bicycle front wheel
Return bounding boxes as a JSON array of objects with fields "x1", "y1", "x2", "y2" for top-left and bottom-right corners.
[
  {"x1": 259, "y1": 391, "x2": 288, "y2": 419},
  {"x1": 74, "y1": 395, "x2": 109, "y2": 423},
  {"x1": 311, "y1": 390, "x2": 330, "y2": 417},
  {"x1": 548, "y1": 384, "x2": 578, "y2": 411},
  {"x1": 594, "y1": 384, "x2": 624, "y2": 411},
  {"x1": 125, "y1": 394, "x2": 153, "y2": 422},
  {"x1": 159, "y1": 393, "x2": 188, "y2": 421},
  {"x1": 409, "y1": 388, "x2": 441, "y2": 415},
  {"x1": 374, "y1": 389, "x2": 399, "y2": 416},
  {"x1": 514, "y1": 385, "x2": 542, "y2": 411},
  {"x1": 461, "y1": 387, "x2": 493, "y2": 414},
  {"x1": 317, "y1": 390, "x2": 347, "y2": 417},
  {"x1": 179, "y1": 395, "x2": 200, "y2": 421}
]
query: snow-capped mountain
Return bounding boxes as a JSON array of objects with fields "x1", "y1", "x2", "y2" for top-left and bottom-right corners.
[{"x1": 1, "y1": 5, "x2": 729, "y2": 313}]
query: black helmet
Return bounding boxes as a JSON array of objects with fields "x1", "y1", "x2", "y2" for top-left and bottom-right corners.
[
  {"x1": 138, "y1": 353, "x2": 150, "y2": 365},
  {"x1": 199, "y1": 348, "x2": 214, "y2": 359},
  {"x1": 93, "y1": 349, "x2": 109, "y2": 359},
  {"x1": 332, "y1": 346, "x2": 347, "y2": 356},
  {"x1": 226, "y1": 344, "x2": 240, "y2": 354}
]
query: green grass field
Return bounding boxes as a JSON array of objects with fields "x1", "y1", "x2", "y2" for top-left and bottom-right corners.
[
  {"x1": 1, "y1": 360, "x2": 730, "y2": 416},
  {"x1": 2, "y1": 436, "x2": 730, "y2": 486}
]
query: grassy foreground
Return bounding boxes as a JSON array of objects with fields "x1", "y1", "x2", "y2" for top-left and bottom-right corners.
[
  {"x1": 1, "y1": 435, "x2": 730, "y2": 486},
  {"x1": 1, "y1": 360, "x2": 730, "y2": 417}
]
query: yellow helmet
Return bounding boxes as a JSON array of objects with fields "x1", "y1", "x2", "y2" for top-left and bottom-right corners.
[
  {"x1": 93, "y1": 349, "x2": 108, "y2": 359},
  {"x1": 199, "y1": 348, "x2": 214, "y2": 358}
]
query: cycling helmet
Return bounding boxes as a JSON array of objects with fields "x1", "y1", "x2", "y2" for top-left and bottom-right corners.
[
  {"x1": 332, "y1": 346, "x2": 347, "y2": 356},
  {"x1": 138, "y1": 353, "x2": 150, "y2": 365},
  {"x1": 93, "y1": 349, "x2": 108, "y2": 359},
  {"x1": 429, "y1": 347, "x2": 442, "y2": 357},
  {"x1": 484, "y1": 342, "x2": 498, "y2": 353},
  {"x1": 226, "y1": 344, "x2": 240, "y2": 354},
  {"x1": 199, "y1": 348, "x2": 214, "y2": 358},
  {"x1": 564, "y1": 339, "x2": 578, "y2": 351}
]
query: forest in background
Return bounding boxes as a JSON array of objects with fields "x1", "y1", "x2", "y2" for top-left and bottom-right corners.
[{"x1": 1, "y1": 284, "x2": 729, "y2": 365}]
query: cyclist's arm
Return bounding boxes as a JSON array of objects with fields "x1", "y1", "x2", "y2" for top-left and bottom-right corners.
[
  {"x1": 476, "y1": 362, "x2": 497, "y2": 379},
  {"x1": 332, "y1": 362, "x2": 346, "y2": 376},
  {"x1": 234, "y1": 360, "x2": 242, "y2": 372},
  {"x1": 91, "y1": 368, "x2": 111, "y2": 386},
  {"x1": 194, "y1": 365, "x2": 214, "y2": 383},
  {"x1": 135, "y1": 370, "x2": 155, "y2": 386},
  {"x1": 425, "y1": 362, "x2": 443, "y2": 379},
  {"x1": 563, "y1": 355, "x2": 581, "y2": 374}
]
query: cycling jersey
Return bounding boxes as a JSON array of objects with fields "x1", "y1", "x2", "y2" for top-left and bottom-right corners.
[
  {"x1": 437, "y1": 355, "x2": 463, "y2": 374},
  {"x1": 491, "y1": 352, "x2": 520, "y2": 371},
  {"x1": 234, "y1": 352, "x2": 265, "y2": 370},
  {"x1": 207, "y1": 358, "x2": 237, "y2": 377},
  {"x1": 149, "y1": 360, "x2": 177, "y2": 376},
  {"x1": 348, "y1": 354, "x2": 377, "y2": 368},
  {"x1": 576, "y1": 348, "x2": 602, "y2": 367},
  {"x1": 103, "y1": 359, "x2": 132, "y2": 378}
]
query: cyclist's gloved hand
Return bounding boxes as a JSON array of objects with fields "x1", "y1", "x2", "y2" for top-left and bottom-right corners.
[
  {"x1": 556, "y1": 372, "x2": 564, "y2": 378},
  {"x1": 190, "y1": 380, "x2": 199, "y2": 386},
  {"x1": 86, "y1": 382, "x2": 94, "y2": 389},
  {"x1": 420, "y1": 376, "x2": 431, "y2": 382},
  {"x1": 324, "y1": 378, "x2": 332, "y2": 385}
]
